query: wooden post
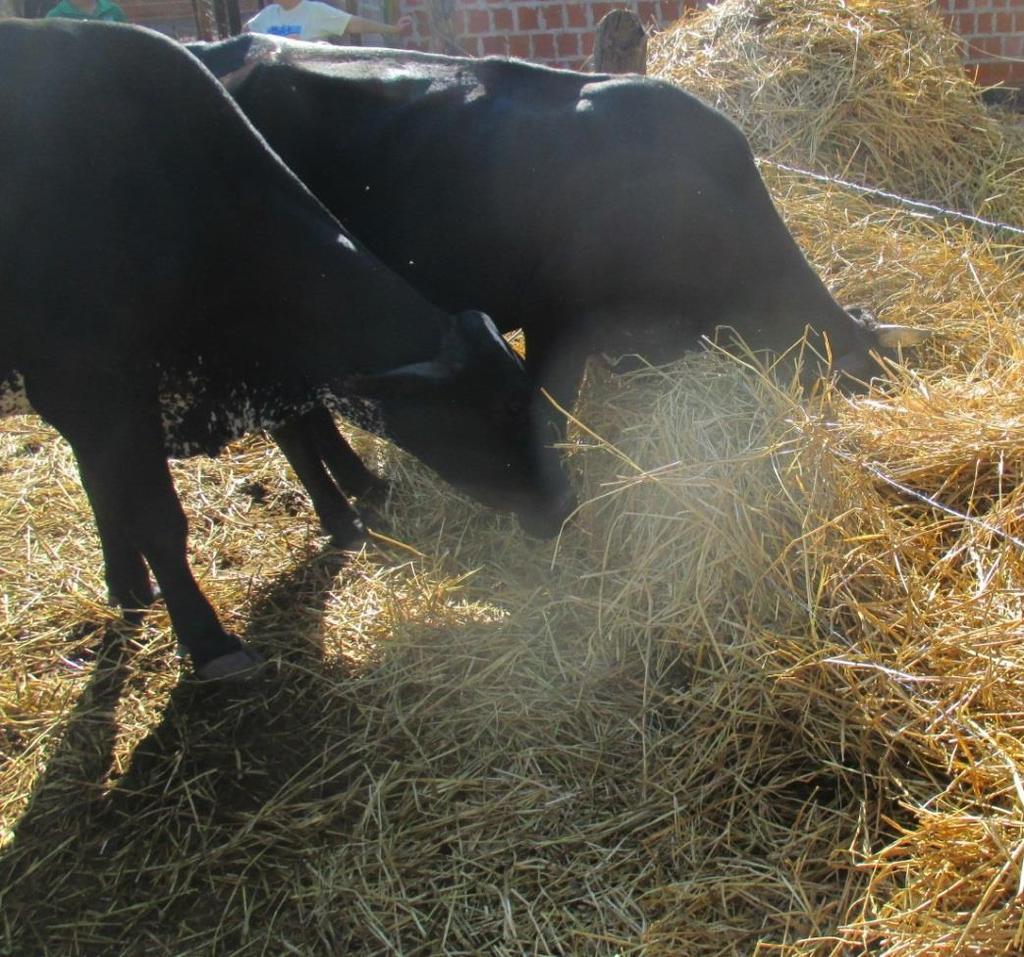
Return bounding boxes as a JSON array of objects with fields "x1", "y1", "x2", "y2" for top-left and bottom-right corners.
[
  {"x1": 192, "y1": 0, "x2": 242, "y2": 40},
  {"x1": 592, "y1": 9, "x2": 647, "y2": 75},
  {"x1": 191, "y1": 0, "x2": 218, "y2": 41}
]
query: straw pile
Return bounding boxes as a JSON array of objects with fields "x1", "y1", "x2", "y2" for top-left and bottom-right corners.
[
  {"x1": 3, "y1": 172, "x2": 1024, "y2": 954},
  {"x1": 649, "y1": 0, "x2": 1024, "y2": 225},
  {"x1": 4, "y1": 2, "x2": 1024, "y2": 954}
]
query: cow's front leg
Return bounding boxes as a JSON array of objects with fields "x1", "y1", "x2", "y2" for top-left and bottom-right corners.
[
  {"x1": 305, "y1": 405, "x2": 389, "y2": 507},
  {"x1": 272, "y1": 412, "x2": 368, "y2": 549},
  {"x1": 53, "y1": 399, "x2": 261, "y2": 680},
  {"x1": 523, "y1": 328, "x2": 588, "y2": 445}
]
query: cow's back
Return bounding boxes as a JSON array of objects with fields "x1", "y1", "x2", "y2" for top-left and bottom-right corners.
[
  {"x1": 222, "y1": 46, "x2": 621, "y2": 313},
  {"x1": 0, "y1": 22, "x2": 327, "y2": 378},
  {"x1": 207, "y1": 41, "x2": 764, "y2": 329}
]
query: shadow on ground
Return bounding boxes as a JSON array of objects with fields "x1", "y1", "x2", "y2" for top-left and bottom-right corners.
[{"x1": 0, "y1": 544, "x2": 388, "y2": 955}]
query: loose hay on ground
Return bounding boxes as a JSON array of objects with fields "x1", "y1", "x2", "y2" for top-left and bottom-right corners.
[
  {"x1": 5, "y1": 2, "x2": 1024, "y2": 950},
  {"x1": 5, "y1": 187, "x2": 1024, "y2": 951}
]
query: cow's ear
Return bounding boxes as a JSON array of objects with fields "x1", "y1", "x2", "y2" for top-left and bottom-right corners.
[
  {"x1": 343, "y1": 360, "x2": 449, "y2": 399},
  {"x1": 439, "y1": 310, "x2": 517, "y2": 368},
  {"x1": 874, "y1": 324, "x2": 932, "y2": 349},
  {"x1": 846, "y1": 306, "x2": 931, "y2": 349}
]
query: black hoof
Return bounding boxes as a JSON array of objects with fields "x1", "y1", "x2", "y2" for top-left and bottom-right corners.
[
  {"x1": 323, "y1": 514, "x2": 368, "y2": 551},
  {"x1": 192, "y1": 647, "x2": 265, "y2": 682},
  {"x1": 358, "y1": 475, "x2": 390, "y2": 510}
]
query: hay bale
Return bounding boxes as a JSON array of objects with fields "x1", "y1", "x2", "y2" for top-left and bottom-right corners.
[{"x1": 648, "y1": 0, "x2": 1024, "y2": 225}]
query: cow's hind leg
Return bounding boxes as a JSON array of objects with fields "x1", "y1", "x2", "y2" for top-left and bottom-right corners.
[
  {"x1": 35, "y1": 385, "x2": 260, "y2": 679},
  {"x1": 85, "y1": 497, "x2": 156, "y2": 615}
]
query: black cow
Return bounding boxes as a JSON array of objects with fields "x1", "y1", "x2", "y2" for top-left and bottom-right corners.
[
  {"x1": 0, "y1": 21, "x2": 573, "y2": 680},
  {"x1": 190, "y1": 35, "x2": 926, "y2": 403},
  {"x1": 187, "y1": 36, "x2": 926, "y2": 525}
]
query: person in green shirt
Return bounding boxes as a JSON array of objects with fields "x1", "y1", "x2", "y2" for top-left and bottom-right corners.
[{"x1": 45, "y1": 0, "x2": 126, "y2": 21}]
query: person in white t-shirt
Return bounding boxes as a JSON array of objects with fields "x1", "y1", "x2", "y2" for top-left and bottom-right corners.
[{"x1": 245, "y1": 0, "x2": 411, "y2": 44}]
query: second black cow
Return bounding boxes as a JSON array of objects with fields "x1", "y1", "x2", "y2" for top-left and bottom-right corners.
[
  {"x1": 192, "y1": 35, "x2": 926, "y2": 404},
  {"x1": 189, "y1": 37, "x2": 926, "y2": 524}
]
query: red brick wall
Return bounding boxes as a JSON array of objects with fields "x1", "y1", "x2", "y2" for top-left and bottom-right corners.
[
  {"x1": 400, "y1": 0, "x2": 702, "y2": 68},
  {"x1": 118, "y1": 0, "x2": 1024, "y2": 88},
  {"x1": 934, "y1": 0, "x2": 1024, "y2": 87}
]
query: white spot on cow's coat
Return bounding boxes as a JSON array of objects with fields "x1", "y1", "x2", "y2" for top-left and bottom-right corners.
[
  {"x1": 336, "y1": 233, "x2": 357, "y2": 252},
  {"x1": 155, "y1": 363, "x2": 390, "y2": 460},
  {"x1": 0, "y1": 372, "x2": 32, "y2": 416}
]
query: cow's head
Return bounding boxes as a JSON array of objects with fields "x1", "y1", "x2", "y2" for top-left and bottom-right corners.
[
  {"x1": 601, "y1": 306, "x2": 930, "y2": 392},
  {"x1": 345, "y1": 311, "x2": 575, "y2": 538},
  {"x1": 743, "y1": 306, "x2": 931, "y2": 392}
]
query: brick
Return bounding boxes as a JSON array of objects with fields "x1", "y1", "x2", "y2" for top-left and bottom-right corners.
[
  {"x1": 135, "y1": 1, "x2": 191, "y2": 18},
  {"x1": 481, "y1": 34, "x2": 507, "y2": 54},
  {"x1": 580, "y1": 30, "x2": 594, "y2": 55},
  {"x1": 467, "y1": 8, "x2": 490, "y2": 32},
  {"x1": 564, "y1": 1, "x2": 588, "y2": 27},
  {"x1": 451, "y1": 9, "x2": 466, "y2": 34},
  {"x1": 516, "y1": 5, "x2": 539, "y2": 29},
  {"x1": 976, "y1": 11, "x2": 994, "y2": 32},
  {"x1": 971, "y1": 61, "x2": 1005, "y2": 85},
  {"x1": 954, "y1": 12, "x2": 975, "y2": 34},
  {"x1": 995, "y1": 10, "x2": 1014, "y2": 30},
  {"x1": 637, "y1": 1, "x2": 657, "y2": 24},
  {"x1": 493, "y1": 7, "x2": 513, "y2": 30},
  {"x1": 1002, "y1": 33, "x2": 1024, "y2": 58},
  {"x1": 658, "y1": 0, "x2": 682, "y2": 24},
  {"x1": 532, "y1": 31, "x2": 555, "y2": 58},
  {"x1": 590, "y1": 2, "x2": 616, "y2": 23},
  {"x1": 508, "y1": 33, "x2": 531, "y2": 57},
  {"x1": 540, "y1": 3, "x2": 564, "y2": 29},
  {"x1": 964, "y1": 35, "x2": 998, "y2": 58},
  {"x1": 556, "y1": 31, "x2": 578, "y2": 56}
]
